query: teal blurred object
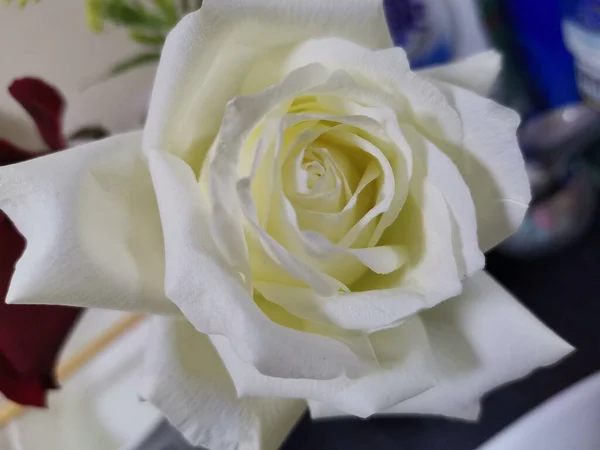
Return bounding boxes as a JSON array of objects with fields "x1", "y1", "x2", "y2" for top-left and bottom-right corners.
[{"x1": 501, "y1": 104, "x2": 600, "y2": 258}]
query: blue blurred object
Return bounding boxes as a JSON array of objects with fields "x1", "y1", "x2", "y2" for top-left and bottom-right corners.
[
  {"x1": 562, "y1": 0, "x2": 600, "y2": 30},
  {"x1": 384, "y1": 0, "x2": 453, "y2": 68},
  {"x1": 504, "y1": 0, "x2": 580, "y2": 108},
  {"x1": 384, "y1": 0, "x2": 491, "y2": 68}
]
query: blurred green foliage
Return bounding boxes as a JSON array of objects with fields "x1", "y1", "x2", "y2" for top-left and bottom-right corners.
[
  {"x1": 2, "y1": 0, "x2": 37, "y2": 7},
  {"x1": 89, "y1": 0, "x2": 202, "y2": 76},
  {"x1": 4, "y1": 0, "x2": 202, "y2": 77}
]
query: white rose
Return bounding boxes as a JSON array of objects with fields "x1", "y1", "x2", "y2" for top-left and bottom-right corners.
[{"x1": 0, "y1": 1, "x2": 572, "y2": 449}]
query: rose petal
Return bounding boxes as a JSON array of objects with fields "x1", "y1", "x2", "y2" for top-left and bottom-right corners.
[
  {"x1": 0, "y1": 214, "x2": 24, "y2": 303},
  {"x1": 208, "y1": 63, "x2": 415, "y2": 293},
  {"x1": 147, "y1": 146, "x2": 374, "y2": 380},
  {"x1": 211, "y1": 314, "x2": 437, "y2": 418},
  {"x1": 401, "y1": 124, "x2": 485, "y2": 278},
  {"x1": 139, "y1": 317, "x2": 306, "y2": 450},
  {"x1": 308, "y1": 271, "x2": 574, "y2": 419},
  {"x1": 247, "y1": 37, "x2": 410, "y2": 96},
  {"x1": 208, "y1": 64, "x2": 348, "y2": 296},
  {"x1": 272, "y1": 37, "x2": 463, "y2": 147},
  {"x1": 418, "y1": 51, "x2": 502, "y2": 97},
  {"x1": 0, "y1": 354, "x2": 50, "y2": 407},
  {"x1": 358, "y1": 178, "x2": 463, "y2": 306},
  {"x1": 0, "y1": 301, "x2": 81, "y2": 388},
  {"x1": 254, "y1": 282, "x2": 425, "y2": 333},
  {"x1": 429, "y1": 83, "x2": 530, "y2": 251},
  {"x1": 0, "y1": 302, "x2": 79, "y2": 408},
  {"x1": 227, "y1": 78, "x2": 414, "y2": 288},
  {"x1": 295, "y1": 41, "x2": 527, "y2": 252},
  {"x1": 286, "y1": 39, "x2": 526, "y2": 253},
  {"x1": 9, "y1": 78, "x2": 66, "y2": 151},
  {"x1": 144, "y1": 0, "x2": 392, "y2": 161},
  {"x1": 0, "y1": 132, "x2": 176, "y2": 314}
]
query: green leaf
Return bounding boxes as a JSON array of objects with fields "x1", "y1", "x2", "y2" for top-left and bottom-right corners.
[
  {"x1": 2, "y1": 0, "x2": 37, "y2": 7},
  {"x1": 152, "y1": 0, "x2": 178, "y2": 25},
  {"x1": 103, "y1": 0, "x2": 167, "y2": 31},
  {"x1": 128, "y1": 30, "x2": 165, "y2": 46},
  {"x1": 86, "y1": 0, "x2": 105, "y2": 32},
  {"x1": 107, "y1": 52, "x2": 160, "y2": 77}
]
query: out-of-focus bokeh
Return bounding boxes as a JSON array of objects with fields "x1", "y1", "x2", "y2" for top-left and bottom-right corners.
[{"x1": 386, "y1": 0, "x2": 600, "y2": 258}]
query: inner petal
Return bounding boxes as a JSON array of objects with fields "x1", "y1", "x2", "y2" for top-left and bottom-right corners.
[
  {"x1": 301, "y1": 148, "x2": 334, "y2": 194},
  {"x1": 280, "y1": 123, "x2": 382, "y2": 244},
  {"x1": 285, "y1": 136, "x2": 361, "y2": 215}
]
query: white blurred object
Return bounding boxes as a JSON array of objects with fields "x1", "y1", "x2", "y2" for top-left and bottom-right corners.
[
  {"x1": 445, "y1": 0, "x2": 490, "y2": 58},
  {"x1": 479, "y1": 372, "x2": 600, "y2": 450},
  {"x1": 0, "y1": 310, "x2": 161, "y2": 450}
]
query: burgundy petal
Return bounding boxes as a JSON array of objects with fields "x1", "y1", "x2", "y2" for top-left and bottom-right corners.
[
  {"x1": 8, "y1": 78, "x2": 67, "y2": 151},
  {"x1": 0, "y1": 213, "x2": 82, "y2": 407},
  {"x1": 0, "y1": 353, "x2": 50, "y2": 407},
  {"x1": 0, "y1": 138, "x2": 36, "y2": 165}
]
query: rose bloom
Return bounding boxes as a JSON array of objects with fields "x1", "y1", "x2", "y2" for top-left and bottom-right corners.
[{"x1": 0, "y1": 1, "x2": 571, "y2": 449}]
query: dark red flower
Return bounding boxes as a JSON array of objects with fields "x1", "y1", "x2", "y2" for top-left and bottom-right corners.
[
  {"x1": 0, "y1": 78, "x2": 82, "y2": 408},
  {"x1": 8, "y1": 78, "x2": 67, "y2": 151}
]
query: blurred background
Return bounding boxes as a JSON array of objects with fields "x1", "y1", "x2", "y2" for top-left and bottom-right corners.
[
  {"x1": 386, "y1": 0, "x2": 600, "y2": 259},
  {"x1": 1, "y1": 0, "x2": 600, "y2": 449}
]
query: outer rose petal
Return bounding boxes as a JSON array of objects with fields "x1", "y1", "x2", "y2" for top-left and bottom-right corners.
[
  {"x1": 0, "y1": 297, "x2": 81, "y2": 407},
  {"x1": 419, "y1": 51, "x2": 502, "y2": 97},
  {"x1": 0, "y1": 355, "x2": 53, "y2": 407},
  {"x1": 0, "y1": 132, "x2": 176, "y2": 314},
  {"x1": 210, "y1": 315, "x2": 437, "y2": 418},
  {"x1": 401, "y1": 125, "x2": 484, "y2": 278},
  {"x1": 144, "y1": 0, "x2": 392, "y2": 160},
  {"x1": 429, "y1": 84, "x2": 530, "y2": 251},
  {"x1": 415, "y1": 52, "x2": 529, "y2": 252},
  {"x1": 139, "y1": 317, "x2": 306, "y2": 450},
  {"x1": 308, "y1": 271, "x2": 574, "y2": 419}
]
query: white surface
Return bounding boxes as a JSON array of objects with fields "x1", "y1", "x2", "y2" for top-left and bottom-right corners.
[
  {"x1": 0, "y1": 0, "x2": 155, "y2": 149},
  {"x1": 0, "y1": 310, "x2": 162, "y2": 450},
  {"x1": 444, "y1": 0, "x2": 490, "y2": 58},
  {"x1": 479, "y1": 371, "x2": 600, "y2": 450}
]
